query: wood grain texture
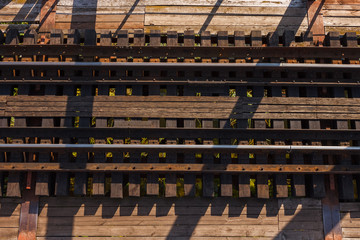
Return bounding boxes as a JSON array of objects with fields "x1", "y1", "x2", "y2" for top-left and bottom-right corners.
[
  {"x1": 3, "y1": 96, "x2": 360, "y2": 120},
  {"x1": 34, "y1": 197, "x2": 323, "y2": 239}
]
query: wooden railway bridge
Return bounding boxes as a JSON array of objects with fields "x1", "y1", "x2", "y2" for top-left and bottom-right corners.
[{"x1": 0, "y1": 0, "x2": 360, "y2": 239}]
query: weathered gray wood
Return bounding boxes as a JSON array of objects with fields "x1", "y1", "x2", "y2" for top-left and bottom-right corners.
[
  {"x1": 250, "y1": 30, "x2": 262, "y2": 46},
  {"x1": 273, "y1": 120, "x2": 288, "y2": 198},
  {"x1": 344, "y1": 32, "x2": 357, "y2": 47},
  {"x1": 220, "y1": 137, "x2": 232, "y2": 197},
  {"x1": 166, "y1": 31, "x2": 178, "y2": 46},
  {"x1": 35, "y1": 118, "x2": 54, "y2": 196},
  {"x1": 325, "y1": 31, "x2": 340, "y2": 47},
  {"x1": 217, "y1": 31, "x2": 228, "y2": 47},
  {"x1": 201, "y1": 31, "x2": 211, "y2": 47},
  {"x1": 184, "y1": 119, "x2": 196, "y2": 196},
  {"x1": 73, "y1": 117, "x2": 90, "y2": 196},
  {"x1": 6, "y1": 117, "x2": 26, "y2": 197},
  {"x1": 290, "y1": 119, "x2": 306, "y2": 197},
  {"x1": 23, "y1": 29, "x2": 37, "y2": 45},
  {"x1": 100, "y1": 30, "x2": 112, "y2": 46},
  {"x1": 234, "y1": 31, "x2": 245, "y2": 47},
  {"x1": 55, "y1": 118, "x2": 72, "y2": 196},
  {"x1": 150, "y1": 30, "x2": 161, "y2": 46},
  {"x1": 146, "y1": 120, "x2": 160, "y2": 196},
  {"x1": 111, "y1": 129, "x2": 124, "y2": 198},
  {"x1": 92, "y1": 118, "x2": 107, "y2": 196},
  {"x1": 165, "y1": 119, "x2": 177, "y2": 197},
  {"x1": 254, "y1": 120, "x2": 269, "y2": 199},
  {"x1": 50, "y1": 29, "x2": 64, "y2": 44},
  {"x1": 309, "y1": 120, "x2": 325, "y2": 198},
  {"x1": 334, "y1": 87, "x2": 354, "y2": 201},
  {"x1": 184, "y1": 30, "x2": 195, "y2": 47},
  {"x1": 117, "y1": 30, "x2": 128, "y2": 46},
  {"x1": 129, "y1": 136, "x2": 141, "y2": 197},
  {"x1": 134, "y1": 29, "x2": 144, "y2": 46},
  {"x1": 202, "y1": 119, "x2": 214, "y2": 197}
]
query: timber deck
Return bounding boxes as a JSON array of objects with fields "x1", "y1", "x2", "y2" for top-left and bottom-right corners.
[{"x1": 0, "y1": 0, "x2": 360, "y2": 240}]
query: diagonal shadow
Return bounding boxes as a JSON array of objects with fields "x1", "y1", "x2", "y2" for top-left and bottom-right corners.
[
  {"x1": 6, "y1": 0, "x2": 42, "y2": 30},
  {"x1": 36, "y1": 0, "x2": 59, "y2": 31},
  {"x1": 0, "y1": 0, "x2": 11, "y2": 10},
  {"x1": 114, "y1": 0, "x2": 141, "y2": 35},
  {"x1": 198, "y1": 0, "x2": 223, "y2": 34},
  {"x1": 273, "y1": 0, "x2": 309, "y2": 36}
]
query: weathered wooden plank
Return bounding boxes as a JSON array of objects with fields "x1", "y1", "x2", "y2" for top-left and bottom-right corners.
[
  {"x1": 145, "y1": 6, "x2": 307, "y2": 15},
  {"x1": 145, "y1": 15, "x2": 308, "y2": 27},
  {"x1": 55, "y1": 22, "x2": 144, "y2": 30},
  {"x1": 36, "y1": 216, "x2": 280, "y2": 232},
  {"x1": 38, "y1": 205, "x2": 292, "y2": 217},
  {"x1": 145, "y1": 0, "x2": 307, "y2": 7},
  {"x1": 145, "y1": 25, "x2": 309, "y2": 35},
  {"x1": 146, "y1": 121, "x2": 160, "y2": 196},
  {"x1": 324, "y1": 17, "x2": 360, "y2": 27},
  {"x1": 254, "y1": 119, "x2": 269, "y2": 199},
  {"x1": 202, "y1": 120, "x2": 214, "y2": 197},
  {"x1": 55, "y1": 13, "x2": 144, "y2": 23},
  {"x1": 129, "y1": 137, "x2": 141, "y2": 197},
  {"x1": 37, "y1": 224, "x2": 279, "y2": 237},
  {"x1": 220, "y1": 137, "x2": 232, "y2": 197},
  {"x1": 57, "y1": 0, "x2": 146, "y2": 7},
  {"x1": 39, "y1": 197, "x2": 319, "y2": 208},
  {"x1": 35, "y1": 118, "x2": 53, "y2": 196},
  {"x1": 55, "y1": 118, "x2": 72, "y2": 196},
  {"x1": 0, "y1": 228, "x2": 18, "y2": 240}
]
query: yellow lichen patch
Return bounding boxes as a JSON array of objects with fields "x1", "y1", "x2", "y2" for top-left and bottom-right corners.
[{"x1": 12, "y1": 0, "x2": 29, "y2": 4}]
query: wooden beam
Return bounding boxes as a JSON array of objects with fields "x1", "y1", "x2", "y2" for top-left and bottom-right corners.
[
  {"x1": 18, "y1": 175, "x2": 39, "y2": 240},
  {"x1": 0, "y1": 163, "x2": 360, "y2": 174},
  {"x1": 307, "y1": 0, "x2": 326, "y2": 44}
]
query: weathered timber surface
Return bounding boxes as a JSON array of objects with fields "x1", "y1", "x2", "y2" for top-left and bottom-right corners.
[
  {"x1": 323, "y1": 2, "x2": 360, "y2": 34},
  {"x1": 36, "y1": 197, "x2": 323, "y2": 239},
  {"x1": 1, "y1": 0, "x2": 360, "y2": 34},
  {"x1": 0, "y1": 0, "x2": 40, "y2": 31},
  {"x1": 340, "y1": 203, "x2": 360, "y2": 239},
  {"x1": 0, "y1": 198, "x2": 21, "y2": 240},
  {"x1": 2, "y1": 96, "x2": 360, "y2": 120}
]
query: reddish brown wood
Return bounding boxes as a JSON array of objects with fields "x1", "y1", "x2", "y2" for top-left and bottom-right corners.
[
  {"x1": 307, "y1": 0, "x2": 325, "y2": 44},
  {"x1": 18, "y1": 181, "x2": 39, "y2": 240},
  {"x1": 39, "y1": 0, "x2": 58, "y2": 32}
]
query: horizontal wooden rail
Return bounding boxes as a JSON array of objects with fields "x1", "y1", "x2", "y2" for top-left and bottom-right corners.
[
  {"x1": 0, "y1": 163, "x2": 359, "y2": 174},
  {"x1": 0, "y1": 128, "x2": 359, "y2": 140},
  {"x1": 1, "y1": 61, "x2": 360, "y2": 69},
  {"x1": 2, "y1": 96, "x2": 359, "y2": 119},
  {"x1": 0, "y1": 144, "x2": 360, "y2": 153},
  {"x1": 0, "y1": 46, "x2": 359, "y2": 59}
]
